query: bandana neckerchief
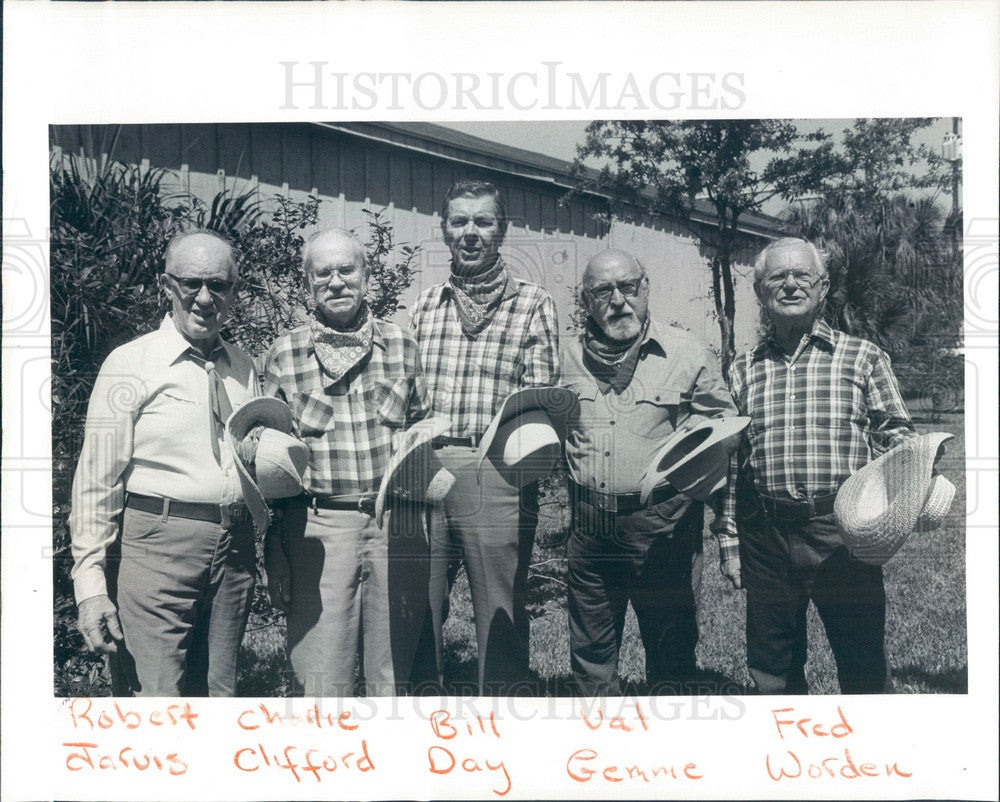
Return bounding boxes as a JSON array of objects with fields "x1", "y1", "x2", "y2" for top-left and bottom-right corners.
[
  {"x1": 582, "y1": 317, "x2": 649, "y2": 395},
  {"x1": 311, "y1": 302, "x2": 375, "y2": 384},
  {"x1": 448, "y1": 258, "x2": 508, "y2": 337}
]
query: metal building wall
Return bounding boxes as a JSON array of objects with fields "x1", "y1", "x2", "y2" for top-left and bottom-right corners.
[{"x1": 50, "y1": 122, "x2": 766, "y2": 352}]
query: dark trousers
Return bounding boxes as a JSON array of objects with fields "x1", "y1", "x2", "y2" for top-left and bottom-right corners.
[
  {"x1": 567, "y1": 493, "x2": 703, "y2": 696},
  {"x1": 740, "y1": 507, "x2": 891, "y2": 694}
]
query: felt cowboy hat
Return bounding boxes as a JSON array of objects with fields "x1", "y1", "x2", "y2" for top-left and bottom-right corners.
[
  {"x1": 374, "y1": 416, "x2": 456, "y2": 528},
  {"x1": 226, "y1": 397, "x2": 310, "y2": 534},
  {"x1": 476, "y1": 387, "x2": 580, "y2": 488},
  {"x1": 639, "y1": 416, "x2": 751, "y2": 505},
  {"x1": 834, "y1": 432, "x2": 956, "y2": 566}
]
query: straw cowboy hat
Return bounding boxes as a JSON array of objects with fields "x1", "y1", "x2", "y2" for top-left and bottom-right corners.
[
  {"x1": 374, "y1": 416, "x2": 456, "y2": 527},
  {"x1": 226, "y1": 397, "x2": 309, "y2": 534},
  {"x1": 834, "y1": 432, "x2": 956, "y2": 565},
  {"x1": 476, "y1": 387, "x2": 580, "y2": 488},
  {"x1": 639, "y1": 417, "x2": 751, "y2": 505}
]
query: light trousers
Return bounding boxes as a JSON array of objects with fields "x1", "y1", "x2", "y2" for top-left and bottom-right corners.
[{"x1": 282, "y1": 499, "x2": 430, "y2": 696}]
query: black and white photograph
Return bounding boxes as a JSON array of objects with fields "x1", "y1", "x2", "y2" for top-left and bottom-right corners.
[
  {"x1": 50, "y1": 118, "x2": 967, "y2": 699},
  {"x1": 3, "y1": 2, "x2": 997, "y2": 800}
]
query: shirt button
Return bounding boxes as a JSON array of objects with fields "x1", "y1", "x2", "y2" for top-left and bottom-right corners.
[
  {"x1": 789, "y1": 366, "x2": 796, "y2": 372},
  {"x1": 609, "y1": 420, "x2": 616, "y2": 426},
  {"x1": 654, "y1": 395, "x2": 661, "y2": 401},
  {"x1": 789, "y1": 394, "x2": 796, "y2": 400},
  {"x1": 604, "y1": 451, "x2": 611, "y2": 457},
  {"x1": 362, "y1": 485, "x2": 368, "y2": 492}
]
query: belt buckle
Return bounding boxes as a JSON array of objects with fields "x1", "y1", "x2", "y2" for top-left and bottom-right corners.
[
  {"x1": 593, "y1": 490, "x2": 617, "y2": 513},
  {"x1": 358, "y1": 496, "x2": 376, "y2": 516},
  {"x1": 221, "y1": 502, "x2": 248, "y2": 528}
]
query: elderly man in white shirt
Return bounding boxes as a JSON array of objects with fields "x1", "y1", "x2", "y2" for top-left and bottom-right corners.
[{"x1": 69, "y1": 230, "x2": 257, "y2": 696}]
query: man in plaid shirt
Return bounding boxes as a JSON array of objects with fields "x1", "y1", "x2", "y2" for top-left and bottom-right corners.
[
  {"x1": 716, "y1": 237, "x2": 915, "y2": 694},
  {"x1": 410, "y1": 179, "x2": 560, "y2": 694},
  {"x1": 263, "y1": 228, "x2": 431, "y2": 696}
]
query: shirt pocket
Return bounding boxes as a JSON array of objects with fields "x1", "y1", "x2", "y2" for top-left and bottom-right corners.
[
  {"x1": 291, "y1": 390, "x2": 337, "y2": 439},
  {"x1": 375, "y1": 378, "x2": 410, "y2": 428},
  {"x1": 624, "y1": 385, "x2": 684, "y2": 441}
]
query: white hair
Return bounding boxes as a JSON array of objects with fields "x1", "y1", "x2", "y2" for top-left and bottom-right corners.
[
  {"x1": 753, "y1": 237, "x2": 827, "y2": 286},
  {"x1": 301, "y1": 227, "x2": 366, "y2": 277}
]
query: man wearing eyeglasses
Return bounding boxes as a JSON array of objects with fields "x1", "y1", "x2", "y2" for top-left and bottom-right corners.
[
  {"x1": 70, "y1": 230, "x2": 258, "y2": 696},
  {"x1": 262, "y1": 227, "x2": 432, "y2": 696},
  {"x1": 562, "y1": 249, "x2": 738, "y2": 696},
  {"x1": 715, "y1": 237, "x2": 914, "y2": 694}
]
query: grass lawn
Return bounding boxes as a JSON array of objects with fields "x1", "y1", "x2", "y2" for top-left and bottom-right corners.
[{"x1": 54, "y1": 414, "x2": 967, "y2": 697}]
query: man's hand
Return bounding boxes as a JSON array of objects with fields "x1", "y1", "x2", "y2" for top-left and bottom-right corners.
[
  {"x1": 720, "y1": 556, "x2": 742, "y2": 590},
  {"x1": 264, "y1": 536, "x2": 292, "y2": 612},
  {"x1": 77, "y1": 595, "x2": 123, "y2": 653}
]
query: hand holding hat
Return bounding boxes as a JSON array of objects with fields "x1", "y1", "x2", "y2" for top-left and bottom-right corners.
[
  {"x1": 476, "y1": 387, "x2": 580, "y2": 488},
  {"x1": 374, "y1": 416, "x2": 456, "y2": 528},
  {"x1": 226, "y1": 397, "x2": 310, "y2": 534},
  {"x1": 639, "y1": 416, "x2": 750, "y2": 505},
  {"x1": 834, "y1": 432, "x2": 956, "y2": 565}
]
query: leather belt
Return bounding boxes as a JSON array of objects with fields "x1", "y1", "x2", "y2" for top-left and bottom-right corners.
[
  {"x1": 296, "y1": 494, "x2": 377, "y2": 516},
  {"x1": 125, "y1": 493, "x2": 249, "y2": 525},
  {"x1": 571, "y1": 481, "x2": 680, "y2": 514},
  {"x1": 433, "y1": 435, "x2": 479, "y2": 449},
  {"x1": 760, "y1": 492, "x2": 837, "y2": 522}
]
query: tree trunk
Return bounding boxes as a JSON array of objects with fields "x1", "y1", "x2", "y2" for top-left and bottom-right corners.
[{"x1": 718, "y1": 248, "x2": 737, "y2": 380}]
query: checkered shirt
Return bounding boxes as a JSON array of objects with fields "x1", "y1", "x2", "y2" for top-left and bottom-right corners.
[
  {"x1": 714, "y1": 319, "x2": 915, "y2": 560},
  {"x1": 263, "y1": 319, "x2": 430, "y2": 497},
  {"x1": 409, "y1": 274, "x2": 560, "y2": 439}
]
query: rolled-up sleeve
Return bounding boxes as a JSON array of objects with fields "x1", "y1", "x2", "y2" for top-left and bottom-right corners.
[
  {"x1": 520, "y1": 293, "x2": 560, "y2": 388},
  {"x1": 68, "y1": 349, "x2": 143, "y2": 603},
  {"x1": 866, "y1": 349, "x2": 915, "y2": 455}
]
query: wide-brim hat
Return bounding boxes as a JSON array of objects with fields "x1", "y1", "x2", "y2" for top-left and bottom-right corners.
[
  {"x1": 834, "y1": 432, "x2": 955, "y2": 565},
  {"x1": 476, "y1": 387, "x2": 580, "y2": 487},
  {"x1": 225, "y1": 397, "x2": 309, "y2": 534},
  {"x1": 639, "y1": 417, "x2": 751, "y2": 504},
  {"x1": 375, "y1": 416, "x2": 455, "y2": 528}
]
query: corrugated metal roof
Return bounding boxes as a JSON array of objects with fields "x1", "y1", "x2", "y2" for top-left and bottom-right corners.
[{"x1": 315, "y1": 121, "x2": 788, "y2": 239}]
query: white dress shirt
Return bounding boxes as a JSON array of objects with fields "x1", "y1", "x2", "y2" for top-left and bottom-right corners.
[{"x1": 69, "y1": 316, "x2": 257, "y2": 603}]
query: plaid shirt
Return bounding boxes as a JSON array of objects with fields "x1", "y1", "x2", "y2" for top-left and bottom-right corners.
[
  {"x1": 715, "y1": 319, "x2": 914, "y2": 560},
  {"x1": 263, "y1": 319, "x2": 430, "y2": 497},
  {"x1": 409, "y1": 273, "x2": 560, "y2": 439}
]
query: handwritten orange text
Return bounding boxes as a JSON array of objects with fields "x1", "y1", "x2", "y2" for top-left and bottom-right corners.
[
  {"x1": 766, "y1": 748, "x2": 911, "y2": 781},
  {"x1": 68, "y1": 698, "x2": 198, "y2": 731},
  {"x1": 426, "y1": 709, "x2": 510, "y2": 796},
  {"x1": 233, "y1": 741, "x2": 375, "y2": 782},
  {"x1": 771, "y1": 706, "x2": 853, "y2": 740},
  {"x1": 566, "y1": 748, "x2": 702, "y2": 783},
  {"x1": 63, "y1": 742, "x2": 188, "y2": 775},
  {"x1": 580, "y1": 700, "x2": 649, "y2": 732},
  {"x1": 237, "y1": 703, "x2": 359, "y2": 731}
]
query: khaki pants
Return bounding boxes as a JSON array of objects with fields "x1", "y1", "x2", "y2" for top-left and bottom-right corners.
[
  {"x1": 114, "y1": 506, "x2": 255, "y2": 697},
  {"x1": 282, "y1": 499, "x2": 430, "y2": 696}
]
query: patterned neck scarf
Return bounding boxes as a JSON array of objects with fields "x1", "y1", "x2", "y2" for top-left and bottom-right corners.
[
  {"x1": 582, "y1": 317, "x2": 649, "y2": 395},
  {"x1": 448, "y1": 258, "x2": 508, "y2": 337},
  {"x1": 311, "y1": 302, "x2": 375, "y2": 384}
]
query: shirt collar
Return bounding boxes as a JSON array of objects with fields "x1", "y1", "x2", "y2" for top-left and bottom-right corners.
[
  {"x1": 440, "y1": 260, "x2": 518, "y2": 303},
  {"x1": 640, "y1": 318, "x2": 667, "y2": 357},
  {"x1": 756, "y1": 316, "x2": 835, "y2": 362},
  {"x1": 158, "y1": 314, "x2": 231, "y2": 366}
]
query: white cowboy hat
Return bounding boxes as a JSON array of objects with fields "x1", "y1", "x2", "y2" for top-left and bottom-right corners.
[
  {"x1": 476, "y1": 387, "x2": 580, "y2": 488},
  {"x1": 226, "y1": 397, "x2": 309, "y2": 534},
  {"x1": 374, "y1": 416, "x2": 456, "y2": 528},
  {"x1": 834, "y1": 432, "x2": 956, "y2": 566},
  {"x1": 639, "y1": 417, "x2": 751, "y2": 504}
]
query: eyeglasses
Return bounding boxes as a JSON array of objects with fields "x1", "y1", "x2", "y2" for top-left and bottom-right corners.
[
  {"x1": 310, "y1": 265, "x2": 362, "y2": 284},
  {"x1": 763, "y1": 270, "x2": 825, "y2": 289},
  {"x1": 164, "y1": 273, "x2": 234, "y2": 297},
  {"x1": 585, "y1": 277, "x2": 645, "y2": 303}
]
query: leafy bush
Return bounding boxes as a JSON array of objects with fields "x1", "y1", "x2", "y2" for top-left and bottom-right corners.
[{"x1": 51, "y1": 151, "x2": 420, "y2": 693}]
